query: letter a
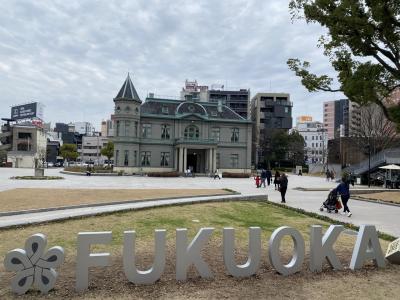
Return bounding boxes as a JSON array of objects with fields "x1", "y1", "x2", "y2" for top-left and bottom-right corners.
[
  {"x1": 223, "y1": 227, "x2": 261, "y2": 277},
  {"x1": 176, "y1": 228, "x2": 214, "y2": 281},
  {"x1": 123, "y1": 230, "x2": 166, "y2": 284},
  {"x1": 350, "y1": 225, "x2": 385, "y2": 270},
  {"x1": 310, "y1": 225, "x2": 343, "y2": 272}
]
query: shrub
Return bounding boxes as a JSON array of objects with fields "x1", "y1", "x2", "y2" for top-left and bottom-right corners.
[
  {"x1": 10, "y1": 176, "x2": 64, "y2": 180},
  {"x1": 222, "y1": 172, "x2": 251, "y2": 178},
  {"x1": 147, "y1": 171, "x2": 180, "y2": 177},
  {"x1": 64, "y1": 166, "x2": 115, "y2": 173}
]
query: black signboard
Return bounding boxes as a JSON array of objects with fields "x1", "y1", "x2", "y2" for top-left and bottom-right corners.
[{"x1": 11, "y1": 102, "x2": 39, "y2": 120}]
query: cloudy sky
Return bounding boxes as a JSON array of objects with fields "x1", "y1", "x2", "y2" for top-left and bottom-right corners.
[{"x1": 0, "y1": 0, "x2": 344, "y2": 130}]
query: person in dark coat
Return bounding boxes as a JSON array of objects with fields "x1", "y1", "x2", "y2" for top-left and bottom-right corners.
[
  {"x1": 326, "y1": 169, "x2": 330, "y2": 181},
  {"x1": 280, "y1": 173, "x2": 288, "y2": 203},
  {"x1": 266, "y1": 169, "x2": 272, "y2": 186},
  {"x1": 336, "y1": 177, "x2": 352, "y2": 217},
  {"x1": 274, "y1": 170, "x2": 280, "y2": 190},
  {"x1": 260, "y1": 169, "x2": 267, "y2": 188}
]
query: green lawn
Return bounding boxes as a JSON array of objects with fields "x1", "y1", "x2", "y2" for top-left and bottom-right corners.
[{"x1": 0, "y1": 201, "x2": 396, "y2": 300}]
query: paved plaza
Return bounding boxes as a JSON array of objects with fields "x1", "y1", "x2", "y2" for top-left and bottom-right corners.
[{"x1": 0, "y1": 168, "x2": 399, "y2": 237}]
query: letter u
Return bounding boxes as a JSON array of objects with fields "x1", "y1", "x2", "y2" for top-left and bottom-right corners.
[
  {"x1": 223, "y1": 227, "x2": 261, "y2": 277},
  {"x1": 123, "y1": 230, "x2": 166, "y2": 284}
]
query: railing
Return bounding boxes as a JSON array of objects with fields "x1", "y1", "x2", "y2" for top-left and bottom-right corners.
[
  {"x1": 174, "y1": 138, "x2": 218, "y2": 145},
  {"x1": 345, "y1": 148, "x2": 400, "y2": 175}
]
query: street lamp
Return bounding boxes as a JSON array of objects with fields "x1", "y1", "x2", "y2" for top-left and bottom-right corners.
[{"x1": 365, "y1": 137, "x2": 371, "y2": 188}]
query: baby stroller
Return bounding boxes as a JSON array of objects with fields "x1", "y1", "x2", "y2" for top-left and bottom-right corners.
[{"x1": 320, "y1": 189, "x2": 341, "y2": 213}]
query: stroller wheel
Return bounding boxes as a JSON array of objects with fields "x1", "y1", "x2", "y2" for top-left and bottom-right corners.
[
  {"x1": 319, "y1": 207, "x2": 323, "y2": 211},
  {"x1": 327, "y1": 210, "x2": 331, "y2": 213},
  {"x1": 335, "y1": 209, "x2": 338, "y2": 213}
]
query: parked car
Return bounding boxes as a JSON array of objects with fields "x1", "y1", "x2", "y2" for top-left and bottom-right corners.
[{"x1": 46, "y1": 162, "x2": 54, "y2": 168}]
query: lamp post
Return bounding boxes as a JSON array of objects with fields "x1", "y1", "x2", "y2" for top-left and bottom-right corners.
[{"x1": 367, "y1": 137, "x2": 371, "y2": 188}]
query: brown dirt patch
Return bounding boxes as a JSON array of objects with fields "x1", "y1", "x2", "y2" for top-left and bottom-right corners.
[
  {"x1": 356, "y1": 191, "x2": 400, "y2": 204},
  {"x1": 0, "y1": 188, "x2": 231, "y2": 213},
  {"x1": 0, "y1": 238, "x2": 398, "y2": 299}
]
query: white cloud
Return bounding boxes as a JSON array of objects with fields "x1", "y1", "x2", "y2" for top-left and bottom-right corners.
[{"x1": 0, "y1": 0, "x2": 344, "y2": 128}]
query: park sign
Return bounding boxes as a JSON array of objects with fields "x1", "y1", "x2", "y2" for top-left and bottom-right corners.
[
  {"x1": 2, "y1": 224, "x2": 398, "y2": 295},
  {"x1": 11, "y1": 102, "x2": 44, "y2": 121}
]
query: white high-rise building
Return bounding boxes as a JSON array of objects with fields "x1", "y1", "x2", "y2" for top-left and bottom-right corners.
[
  {"x1": 73, "y1": 122, "x2": 95, "y2": 136},
  {"x1": 293, "y1": 116, "x2": 327, "y2": 165}
]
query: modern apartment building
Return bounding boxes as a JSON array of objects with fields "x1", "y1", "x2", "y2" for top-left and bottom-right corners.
[
  {"x1": 323, "y1": 99, "x2": 361, "y2": 140},
  {"x1": 250, "y1": 93, "x2": 292, "y2": 165},
  {"x1": 293, "y1": 116, "x2": 327, "y2": 164},
  {"x1": 6, "y1": 124, "x2": 47, "y2": 168},
  {"x1": 101, "y1": 119, "x2": 114, "y2": 137},
  {"x1": 78, "y1": 135, "x2": 109, "y2": 164},
  {"x1": 180, "y1": 80, "x2": 250, "y2": 119}
]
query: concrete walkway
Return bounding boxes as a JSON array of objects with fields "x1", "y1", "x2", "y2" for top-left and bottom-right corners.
[
  {"x1": 0, "y1": 194, "x2": 265, "y2": 228},
  {"x1": 1, "y1": 168, "x2": 399, "y2": 237}
]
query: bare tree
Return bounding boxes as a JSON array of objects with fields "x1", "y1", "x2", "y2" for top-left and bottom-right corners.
[{"x1": 355, "y1": 104, "x2": 400, "y2": 155}]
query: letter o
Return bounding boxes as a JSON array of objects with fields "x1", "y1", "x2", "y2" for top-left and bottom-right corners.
[{"x1": 268, "y1": 226, "x2": 305, "y2": 276}]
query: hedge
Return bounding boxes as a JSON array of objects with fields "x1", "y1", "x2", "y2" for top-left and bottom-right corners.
[
  {"x1": 147, "y1": 171, "x2": 180, "y2": 177},
  {"x1": 222, "y1": 172, "x2": 251, "y2": 178}
]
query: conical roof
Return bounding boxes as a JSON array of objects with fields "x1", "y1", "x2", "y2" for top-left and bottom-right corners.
[{"x1": 114, "y1": 73, "x2": 141, "y2": 102}]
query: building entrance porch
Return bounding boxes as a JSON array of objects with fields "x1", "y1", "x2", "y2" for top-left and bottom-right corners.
[{"x1": 175, "y1": 146, "x2": 217, "y2": 174}]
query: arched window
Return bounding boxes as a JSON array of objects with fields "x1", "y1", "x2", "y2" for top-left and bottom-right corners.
[{"x1": 184, "y1": 125, "x2": 199, "y2": 140}]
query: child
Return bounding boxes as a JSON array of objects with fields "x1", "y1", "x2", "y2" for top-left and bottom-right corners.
[{"x1": 254, "y1": 175, "x2": 261, "y2": 188}]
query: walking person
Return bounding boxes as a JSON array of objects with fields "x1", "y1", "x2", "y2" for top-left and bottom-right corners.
[
  {"x1": 336, "y1": 176, "x2": 352, "y2": 217},
  {"x1": 326, "y1": 169, "x2": 330, "y2": 181},
  {"x1": 213, "y1": 169, "x2": 221, "y2": 180},
  {"x1": 274, "y1": 170, "x2": 281, "y2": 190},
  {"x1": 280, "y1": 173, "x2": 288, "y2": 203},
  {"x1": 266, "y1": 169, "x2": 272, "y2": 186},
  {"x1": 260, "y1": 169, "x2": 267, "y2": 188}
]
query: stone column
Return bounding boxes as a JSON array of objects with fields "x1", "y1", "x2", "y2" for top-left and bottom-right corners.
[
  {"x1": 183, "y1": 148, "x2": 187, "y2": 172},
  {"x1": 179, "y1": 147, "x2": 184, "y2": 173},
  {"x1": 174, "y1": 148, "x2": 178, "y2": 171},
  {"x1": 208, "y1": 149, "x2": 213, "y2": 172},
  {"x1": 212, "y1": 148, "x2": 217, "y2": 172}
]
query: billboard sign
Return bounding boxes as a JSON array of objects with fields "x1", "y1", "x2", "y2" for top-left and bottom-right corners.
[{"x1": 11, "y1": 102, "x2": 43, "y2": 121}]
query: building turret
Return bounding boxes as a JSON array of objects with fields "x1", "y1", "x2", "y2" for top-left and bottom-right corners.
[{"x1": 112, "y1": 74, "x2": 141, "y2": 168}]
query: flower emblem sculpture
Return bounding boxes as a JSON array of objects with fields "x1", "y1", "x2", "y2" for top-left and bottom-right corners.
[{"x1": 4, "y1": 233, "x2": 65, "y2": 295}]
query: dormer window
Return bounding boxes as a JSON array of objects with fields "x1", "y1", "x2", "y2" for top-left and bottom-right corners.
[
  {"x1": 116, "y1": 106, "x2": 121, "y2": 111},
  {"x1": 125, "y1": 106, "x2": 130, "y2": 112},
  {"x1": 162, "y1": 106, "x2": 169, "y2": 114},
  {"x1": 135, "y1": 107, "x2": 139, "y2": 114},
  {"x1": 184, "y1": 125, "x2": 199, "y2": 140}
]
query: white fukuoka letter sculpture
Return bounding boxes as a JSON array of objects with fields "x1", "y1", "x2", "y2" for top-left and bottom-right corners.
[
  {"x1": 176, "y1": 228, "x2": 214, "y2": 281},
  {"x1": 223, "y1": 227, "x2": 261, "y2": 277},
  {"x1": 268, "y1": 226, "x2": 305, "y2": 276},
  {"x1": 123, "y1": 230, "x2": 166, "y2": 284},
  {"x1": 310, "y1": 225, "x2": 344, "y2": 272},
  {"x1": 385, "y1": 238, "x2": 400, "y2": 264},
  {"x1": 4, "y1": 233, "x2": 65, "y2": 295},
  {"x1": 350, "y1": 225, "x2": 385, "y2": 270},
  {"x1": 76, "y1": 232, "x2": 112, "y2": 292}
]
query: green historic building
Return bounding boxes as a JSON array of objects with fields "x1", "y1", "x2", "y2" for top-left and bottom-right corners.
[{"x1": 111, "y1": 75, "x2": 252, "y2": 174}]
